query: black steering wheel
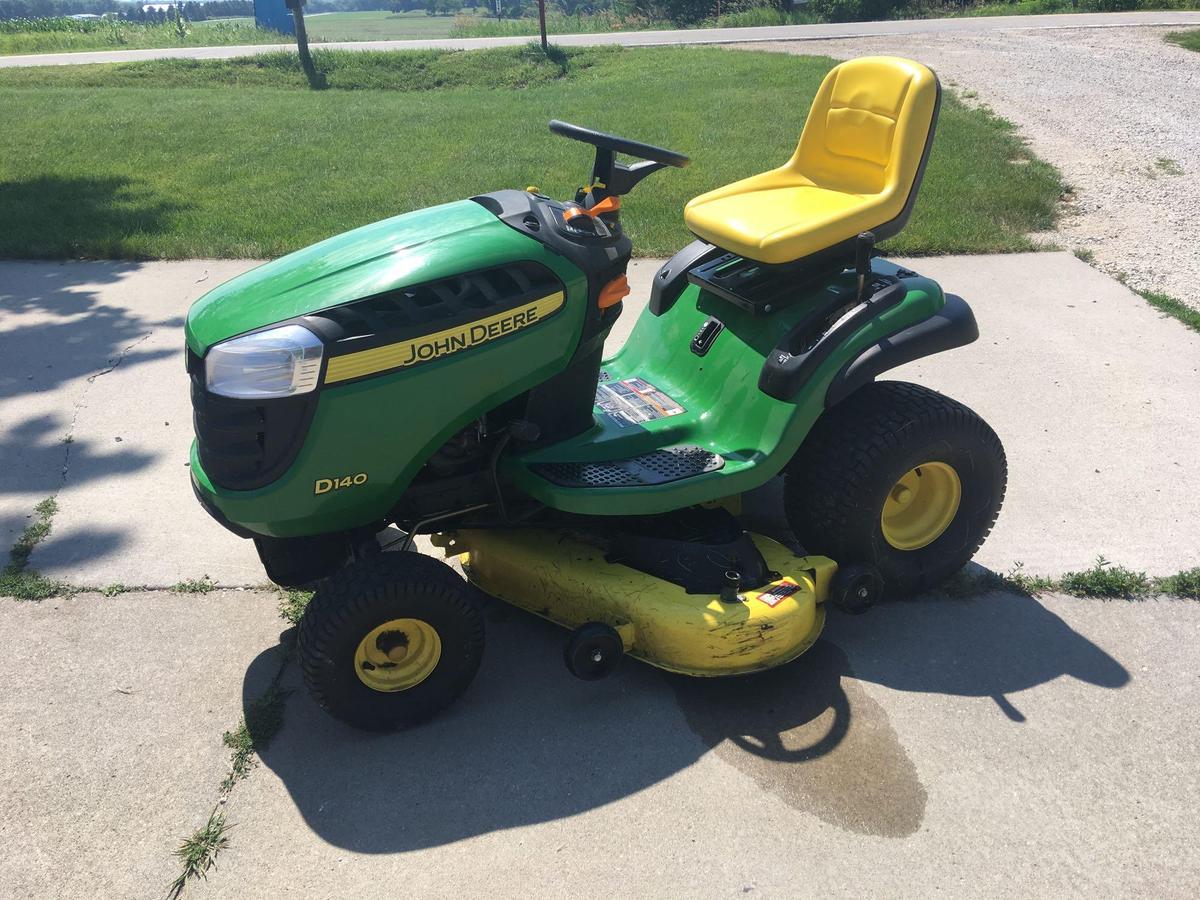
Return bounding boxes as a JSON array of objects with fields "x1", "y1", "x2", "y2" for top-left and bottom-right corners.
[{"x1": 549, "y1": 120, "x2": 690, "y2": 169}]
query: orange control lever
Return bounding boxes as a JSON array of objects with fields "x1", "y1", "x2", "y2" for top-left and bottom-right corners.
[
  {"x1": 598, "y1": 274, "x2": 630, "y2": 309},
  {"x1": 562, "y1": 195, "x2": 621, "y2": 224}
]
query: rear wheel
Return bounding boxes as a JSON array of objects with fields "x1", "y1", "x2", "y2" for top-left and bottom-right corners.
[
  {"x1": 297, "y1": 552, "x2": 484, "y2": 731},
  {"x1": 784, "y1": 381, "x2": 1006, "y2": 596}
]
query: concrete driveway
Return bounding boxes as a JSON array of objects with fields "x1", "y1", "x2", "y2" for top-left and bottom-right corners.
[
  {"x1": 2, "y1": 574, "x2": 1197, "y2": 897},
  {"x1": 2, "y1": 254, "x2": 1199, "y2": 897}
]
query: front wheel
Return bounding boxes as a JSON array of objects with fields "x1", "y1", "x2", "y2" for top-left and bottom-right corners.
[
  {"x1": 297, "y1": 551, "x2": 484, "y2": 731},
  {"x1": 784, "y1": 381, "x2": 1006, "y2": 596}
]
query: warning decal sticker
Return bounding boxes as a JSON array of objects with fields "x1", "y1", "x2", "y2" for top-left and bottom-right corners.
[
  {"x1": 595, "y1": 376, "x2": 685, "y2": 428},
  {"x1": 754, "y1": 581, "x2": 801, "y2": 608}
]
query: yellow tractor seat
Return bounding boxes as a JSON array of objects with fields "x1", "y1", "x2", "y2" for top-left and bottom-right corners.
[{"x1": 684, "y1": 57, "x2": 941, "y2": 266}]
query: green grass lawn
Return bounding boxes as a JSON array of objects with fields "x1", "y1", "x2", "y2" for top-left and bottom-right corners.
[
  {"x1": 0, "y1": 46, "x2": 1063, "y2": 260},
  {"x1": 1165, "y1": 28, "x2": 1200, "y2": 50}
]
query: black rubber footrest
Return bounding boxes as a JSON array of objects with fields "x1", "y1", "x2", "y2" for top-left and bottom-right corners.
[{"x1": 532, "y1": 446, "x2": 724, "y2": 488}]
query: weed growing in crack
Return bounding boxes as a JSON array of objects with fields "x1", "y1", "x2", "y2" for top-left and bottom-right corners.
[
  {"x1": 8, "y1": 497, "x2": 57, "y2": 570},
  {"x1": 172, "y1": 576, "x2": 216, "y2": 594},
  {"x1": 167, "y1": 808, "x2": 231, "y2": 899},
  {"x1": 169, "y1": 632, "x2": 295, "y2": 894},
  {"x1": 944, "y1": 558, "x2": 1197, "y2": 601},
  {"x1": 1060, "y1": 555, "x2": 1150, "y2": 599},
  {"x1": 1, "y1": 497, "x2": 70, "y2": 601},
  {"x1": 220, "y1": 658, "x2": 291, "y2": 793},
  {"x1": 1152, "y1": 567, "x2": 1200, "y2": 600},
  {"x1": 277, "y1": 588, "x2": 313, "y2": 626},
  {"x1": 998, "y1": 561, "x2": 1057, "y2": 596}
]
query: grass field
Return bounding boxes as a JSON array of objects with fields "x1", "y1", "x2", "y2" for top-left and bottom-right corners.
[
  {"x1": 447, "y1": 7, "x2": 815, "y2": 38},
  {"x1": 6, "y1": 5, "x2": 1199, "y2": 55},
  {"x1": 1165, "y1": 28, "x2": 1200, "y2": 50},
  {"x1": 0, "y1": 46, "x2": 1063, "y2": 260},
  {"x1": 0, "y1": 11, "x2": 487, "y2": 55},
  {"x1": 0, "y1": 19, "x2": 285, "y2": 56},
  {"x1": 302, "y1": 10, "x2": 477, "y2": 41}
]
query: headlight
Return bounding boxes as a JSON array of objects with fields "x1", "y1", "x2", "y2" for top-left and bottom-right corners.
[{"x1": 205, "y1": 324, "x2": 324, "y2": 399}]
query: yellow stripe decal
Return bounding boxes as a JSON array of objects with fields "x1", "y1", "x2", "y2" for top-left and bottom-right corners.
[{"x1": 324, "y1": 291, "x2": 565, "y2": 385}]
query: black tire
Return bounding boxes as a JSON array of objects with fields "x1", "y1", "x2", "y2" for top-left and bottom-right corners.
[
  {"x1": 830, "y1": 564, "x2": 884, "y2": 615},
  {"x1": 784, "y1": 381, "x2": 1006, "y2": 596},
  {"x1": 297, "y1": 551, "x2": 484, "y2": 731},
  {"x1": 563, "y1": 623, "x2": 624, "y2": 681}
]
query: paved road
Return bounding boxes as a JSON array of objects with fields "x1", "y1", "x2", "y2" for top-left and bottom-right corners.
[
  {"x1": 3, "y1": 253, "x2": 1198, "y2": 587},
  {"x1": 1, "y1": 10, "x2": 1198, "y2": 67}
]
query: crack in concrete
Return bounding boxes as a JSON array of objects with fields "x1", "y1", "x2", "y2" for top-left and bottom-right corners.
[{"x1": 59, "y1": 331, "x2": 153, "y2": 488}]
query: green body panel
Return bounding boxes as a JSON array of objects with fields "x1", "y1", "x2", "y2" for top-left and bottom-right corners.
[
  {"x1": 192, "y1": 291, "x2": 586, "y2": 536},
  {"x1": 188, "y1": 200, "x2": 589, "y2": 537},
  {"x1": 187, "y1": 196, "x2": 942, "y2": 537},
  {"x1": 185, "y1": 200, "x2": 549, "y2": 353},
  {"x1": 507, "y1": 259, "x2": 943, "y2": 515}
]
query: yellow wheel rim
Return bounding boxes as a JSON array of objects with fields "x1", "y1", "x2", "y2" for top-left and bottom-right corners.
[
  {"x1": 353, "y1": 618, "x2": 441, "y2": 693},
  {"x1": 880, "y1": 461, "x2": 962, "y2": 551}
]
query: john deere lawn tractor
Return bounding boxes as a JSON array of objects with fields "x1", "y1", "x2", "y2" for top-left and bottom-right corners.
[{"x1": 186, "y1": 56, "x2": 1006, "y2": 730}]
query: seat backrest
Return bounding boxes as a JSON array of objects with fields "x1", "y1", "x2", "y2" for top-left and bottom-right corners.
[{"x1": 790, "y1": 56, "x2": 940, "y2": 228}]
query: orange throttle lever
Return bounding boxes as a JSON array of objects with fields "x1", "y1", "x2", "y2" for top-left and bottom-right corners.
[
  {"x1": 598, "y1": 274, "x2": 630, "y2": 309},
  {"x1": 562, "y1": 195, "x2": 621, "y2": 225}
]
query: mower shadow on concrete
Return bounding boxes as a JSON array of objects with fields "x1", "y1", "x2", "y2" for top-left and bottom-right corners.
[
  {"x1": 830, "y1": 588, "x2": 1131, "y2": 722},
  {"x1": 248, "y1": 582, "x2": 1128, "y2": 851}
]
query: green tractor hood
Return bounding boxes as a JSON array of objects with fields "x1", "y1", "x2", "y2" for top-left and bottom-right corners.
[{"x1": 185, "y1": 199, "x2": 544, "y2": 355}]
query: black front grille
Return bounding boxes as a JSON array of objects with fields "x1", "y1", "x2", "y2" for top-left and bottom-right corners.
[
  {"x1": 188, "y1": 262, "x2": 561, "y2": 490},
  {"x1": 188, "y1": 352, "x2": 316, "y2": 491},
  {"x1": 306, "y1": 261, "x2": 562, "y2": 343}
]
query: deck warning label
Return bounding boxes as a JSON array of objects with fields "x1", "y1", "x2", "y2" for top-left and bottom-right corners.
[
  {"x1": 596, "y1": 376, "x2": 685, "y2": 428},
  {"x1": 755, "y1": 581, "x2": 801, "y2": 608}
]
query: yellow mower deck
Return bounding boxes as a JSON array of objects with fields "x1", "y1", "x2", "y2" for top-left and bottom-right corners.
[{"x1": 439, "y1": 529, "x2": 836, "y2": 677}]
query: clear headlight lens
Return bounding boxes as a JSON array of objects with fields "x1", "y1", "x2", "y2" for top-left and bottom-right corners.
[{"x1": 205, "y1": 324, "x2": 324, "y2": 399}]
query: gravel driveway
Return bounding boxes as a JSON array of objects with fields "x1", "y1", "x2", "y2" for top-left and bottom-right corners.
[{"x1": 737, "y1": 26, "x2": 1200, "y2": 306}]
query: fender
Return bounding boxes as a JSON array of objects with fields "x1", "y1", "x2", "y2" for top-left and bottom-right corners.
[{"x1": 824, "y1": 293, "x2": 979, "y2": 408}]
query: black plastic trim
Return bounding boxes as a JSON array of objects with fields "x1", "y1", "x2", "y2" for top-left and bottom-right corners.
[
  {"x1": 607, "y1": 507, "x2": 772, "y2": 595},
  {"x1": 311, "y1": 261, "x2": 566, "y2": 369},
  {"x1": 188, "y1": 350, "x2": 321, "y2": 492},
  {"x1": 759, "y1": 280, "x2": 908, "y2": 401},
  {"x1": 254, "y1": 532, "x2": 352, "y2": 588},
  {"x1": 532, "y1": 446, "x2": 724, "y2": 488},
  {"x1": 824, "y1": 292, "x2": 979, "y2": 407},
  {"x1": 190, "y1": 473, "x2": 257, "y2": 539},
  {"x1": 690, "y1": 316, "x2": 725, "y2": 357},
  {"x1": 473, "y1": 189, "x2": 633, "y2": 446},
  {"x1": 648, "y1": 239, "x2": 722, "y2": 316}
]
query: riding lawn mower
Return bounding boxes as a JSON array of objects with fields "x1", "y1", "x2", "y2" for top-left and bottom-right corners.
[{"x1": 186, "y1": 56, "x2": 1006, "y2": 730}]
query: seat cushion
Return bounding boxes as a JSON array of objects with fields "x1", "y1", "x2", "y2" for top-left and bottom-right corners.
[
  {"x1": 682, "y1": 56, "x2": 939, "y2": 266},
  {"x1": 685, "y1": 174, "x2": 888, "y2": 266}
]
